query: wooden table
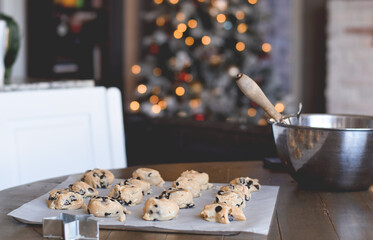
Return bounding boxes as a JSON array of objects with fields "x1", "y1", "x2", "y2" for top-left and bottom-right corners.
[{"x1": 1, "y1": 161, "x2": 373, "y2": 240}]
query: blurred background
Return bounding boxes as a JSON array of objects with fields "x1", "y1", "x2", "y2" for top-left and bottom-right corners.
[{"x1": 0, "y1": 0, "x2": 371, "y2": 166}]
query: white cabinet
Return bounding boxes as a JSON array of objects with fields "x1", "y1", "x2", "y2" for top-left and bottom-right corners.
[{"x1": 0, "y1": 87, "x2": 126, "y2": 190}]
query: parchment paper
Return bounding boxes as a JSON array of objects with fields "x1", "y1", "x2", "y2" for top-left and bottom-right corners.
[{"x1": 8, "y1": 175, "x2": 279, "y2": 235}]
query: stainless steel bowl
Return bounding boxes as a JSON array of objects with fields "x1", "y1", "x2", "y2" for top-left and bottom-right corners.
[{"x1": 271, "y1": 114, "x2": 373, "y2": 191}]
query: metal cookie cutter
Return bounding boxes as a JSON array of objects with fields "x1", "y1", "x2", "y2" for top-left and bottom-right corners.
[{"x1": 43, "y1": 213, "x2": 98, "y2": 239}]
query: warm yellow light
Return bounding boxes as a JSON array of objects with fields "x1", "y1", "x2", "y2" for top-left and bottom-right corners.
[
  {"x1": 153, "y1": 67, "x2": 162, "y2": 76},
  {"x1": 129, "y1": 101, "x2": 140, "y2": 111},
  {"x1": 198, "y1": 0, "x2": 205, "y2": 2},
  {"x1": 154, "y1": 0, "x2": 163, "y2": 4},
  {"x1": 247, "y1": 108, "x2": 257, "y2": 117},
  {"x1": 235, "y1": 10, "x2": 245, "y2": 20},
  {"x1": 156, "y1": 16, "x2": 166, "y2": 26},
  {"x1": 201, "y1": 36, "x2": 211, "y2": 45},
  {"x1": 236, "y1": 41, "x2": 245, "y2": 51},
  {"x1": 185, "y1": 36, "x2": 194, "y2": 46},
  {"x1": 158, "y1": 100, "x2": 167, "y2": 110},
  {"x1": 216, "y1": 14, "x2": 226, "y2": 23},
  {"x1": 175, "y1": 86, "x2": 185, "y2": 96},
  {"x1": 189, "y1": 99, "x2": 201, "y2": 109},
  {"x1": 152, "y1": 86, "x2": 161, "y2": 94},
  {"x1": 262, "y1": 43, "x2": 272, "y2": 53},
  {"x1": 188, "y1": 19, "x2": 198, "y2": 28},
  {"x1": 149, "y1": 95, "x2": 159, "y2": 104},
  {"x1": 177, "y1": 23, "x2": 187, "y2": 32},
  {"x1": 258, "y1": 118, "x2": 267, "y2": 126},
  {"x1": 137, "y1": 84, "x2": 147, "y2": 94},
  {"x1": 248, "y1": 0, "x2": 258, "y2": 4},
  {"x1": 176, "y1": 12, "x2": 185, "y2": 21},
  {"x1": 131, "y1": 64, "x2": 141, "y2": 74},
  {"x1": 237, "y1": 23, "x2": 248, "y2": 33},
  {"x1": 169, "y1": 0, "x2": 179, "y2": 4},
  {"x1": 173, "y1": 30, "x2": 183, "y2": 39},
  {"x1": 275, "y1": 102, "x2": 285, "y2": 113},
  {"x1": 152, "y1": 104, "x2": 161, "y2": 114}
]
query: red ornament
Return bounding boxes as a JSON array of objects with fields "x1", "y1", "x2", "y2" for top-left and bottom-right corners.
[
  {"x1": 179, "y1": 71, "x2": 188, "y2": 82},
  {"x1": 149, "y1": 44, "x2": 159, "y2": 54},
  {"x1": 194, "y1": 113, "x2": 205, "y2": 121},
  {"x1": 251, "y1": 101, "x2": 258, "y2": 108}
]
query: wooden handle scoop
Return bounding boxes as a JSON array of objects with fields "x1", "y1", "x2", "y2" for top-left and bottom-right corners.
[{"x1": 235, "y1": 73, "x2": 283, "y2": 122}]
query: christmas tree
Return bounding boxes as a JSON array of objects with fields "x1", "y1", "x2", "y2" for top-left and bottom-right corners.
[{"x1": 129, "y1": 0, "x2": 286, "y2": 125}]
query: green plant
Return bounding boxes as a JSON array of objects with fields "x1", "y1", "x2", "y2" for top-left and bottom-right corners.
[{"x1": 0, "y1": 13, "x2": 20, "y2": 82}]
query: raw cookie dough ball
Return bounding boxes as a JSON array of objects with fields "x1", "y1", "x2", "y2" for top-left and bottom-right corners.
[
  {"x1": 143, "y1": 197, "x2": 179, "y2": 221},
  {"x1": 159, "y1": 187, "x2": 195, "y2": 209},
  {"x1": 87, "y1": 196, "x2": 130, "y2": 222},
  {"x1": 215, "y1": 190, "x2": 245, "y2": 209},
  {"x1": 68, "y1": 181, "x2": 98, "y2": 198},
  {"x1": 229, "y1": 177, "x2": 261, "y2": 192},
  {"x1": 81, "y1": 169, "x2": 115, "y2": 188},
  {"x1": 220, "y1": 184, "x2": 251, "y2": 201},
  {"x1": 172, "y1": 177, "x2": 201, "y2": 198},
  {"x1": 200, "y1": 203, "x2": 246, "y2": 224},
  {"x1": 180, "y1": 170, "x2": 212, "y2": 190},
  {"x1": 117, "y1": 178, "x2": 152, "y2": 195},
  {"x1": 47, "y1": 190, "x2": 84, "y2": 210},
  {"x1": 109, "y1": 185, "x2": 143, "y2": 206},
  {"x1": 132, "y1": 168, "x2": 165, "y2": 187}
]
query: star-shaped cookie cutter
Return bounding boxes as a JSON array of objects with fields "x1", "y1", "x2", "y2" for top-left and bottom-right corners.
[{"x1": 42, "y1": 213, "x2": 98, "y2": 239}]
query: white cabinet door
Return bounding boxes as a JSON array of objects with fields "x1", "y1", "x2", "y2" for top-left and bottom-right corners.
[{"x1": 0, "y1": 87, "x2": 126, "y2": 190}]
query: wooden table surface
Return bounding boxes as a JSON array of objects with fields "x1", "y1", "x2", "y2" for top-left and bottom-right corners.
[{"x1": 1, "y1": 161, "x2": 373, "y2": 240}]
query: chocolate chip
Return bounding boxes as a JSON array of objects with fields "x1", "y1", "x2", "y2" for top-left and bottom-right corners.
[
  {"x1": 136, "y1": 177, "x2": 141, "y2": 180},
  {"x1": 70, "y1": 195, "x2": 77, "y2": 201},
  {"x1": 228, "y1": 214, "x2": 234, "y2": 222},
  {"x1": 116, "y1": 211, "x2": 119, "y2": 214},
  {"x1": 68, "y1": 184, "x2": 73, "y2": 189},
  {"x1": 215, "y1": 206, "x2": 222, "y2": 212},
  {"x1": 100, "y1": 175, "x2": 106, "y2": 180},
  {"x1": 215, "y1": 197, "x2": 219, "y2": 203},
  {"x1": 186, "y1": 203, "x2": 194, "y2": 208},
  {"x1": 126, "y1": 201, "x2": 132, "y2": 205},
  {"x1": 239, "y1": 178, "x2": 245, "y2": 184},
  {"x1": 154, "y1": 204, "x2": 158, "y2": 208},
  {"x1": 88, "y1": 188, "x2": 94, "y2": 193},
  {"x1": 254, "y1": 184, "x2": 260, "y2": 190},
  {"x1": 176, "y1": 182, "x2": 179, "y2": 186},
  {"x1": 217, "y1": 190, "x2": 224, "y2": 195},
  {"x1": 87, "y1": 209, "x2": 91, "y2": 214},
  {"x1": 149, "y1": 210, "x2": 153, "y2": 214},
  {"x1": 80, "y1": 190, "x2": 85, "y2": 195},
  {"x1": 81, "y1": 177, "x2": 85, "y2": 182},
  {"x1": 147, "y1": 172, "x2": 152, "y2": 177},
  {"x1": 248, "y1": 180, "x2": 253, "y2": 186},
  {"x1": 93, "y1": 173, "x2": 99, "y2": 177},
  {"x1": 105, "y1": 212, "x2": 111, "y2": 216},
  {"x1": 64, "y1": 200, "x2": 70, "y2": 205}
]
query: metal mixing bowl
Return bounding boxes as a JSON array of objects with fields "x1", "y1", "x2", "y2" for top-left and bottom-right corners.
[{"x1": 271, "y1": 114, "x2": 373, "y2": 191}]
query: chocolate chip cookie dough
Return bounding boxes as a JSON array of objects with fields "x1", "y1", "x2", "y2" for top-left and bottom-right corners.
[
  {"x1": 87, "y1": 196, "x2": 130, "y2": 222},
  {"x1": 81, "y1": 169, "x2": 115, "y2": 188},
  {"x1": 142, "y1": 197, "x2": 179, "y2": 221},
  {"x1": 132, "y1": 168, "x2": 165, "y2": 187},
  {"x1": 200, "y1": 203, "x2": 246, "y2": 224},
  {"x1": 47, "y1": 190, "x2": 84, "y2": 210}
]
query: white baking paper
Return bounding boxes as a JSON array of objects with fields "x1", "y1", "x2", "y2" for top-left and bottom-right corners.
[{"x1": 8, "y1": 175, "x2": 279, "y2": 235}]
